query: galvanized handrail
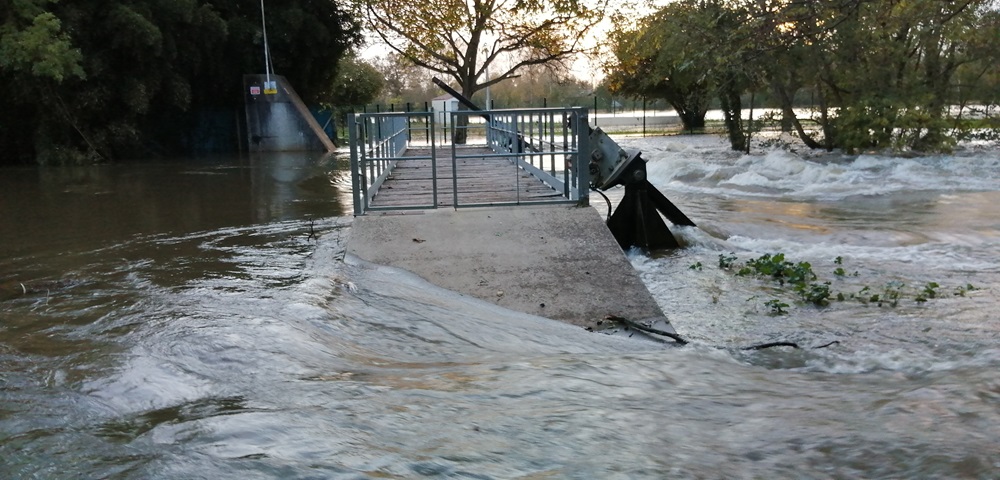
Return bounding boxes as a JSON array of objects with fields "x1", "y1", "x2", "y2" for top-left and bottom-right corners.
[
  {"x1": 349, "y1": 107, "x2": 589, "y2": 215},
  {"x1": 349, "y1": 112, "x2": 436, "y2": 215},
  {"x1": 480, "y1": 107, "x2": 590, "y2": 204}
]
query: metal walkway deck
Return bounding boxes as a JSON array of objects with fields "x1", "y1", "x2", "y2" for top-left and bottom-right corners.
[
  {"x1": 349, "y1": 108, "x2": 590, "y2": 215},
  {"x1": 369, "y1": 147, "x2": 564, "y2": 209}
]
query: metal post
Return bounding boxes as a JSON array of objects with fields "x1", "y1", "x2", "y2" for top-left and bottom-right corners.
[
  {"x1": 643, "y1": 97, "x2": 647, "y2": 137},
  {"x1": 576, "y1": 109, "x2": 590, "y2": 205},
  {"x1": 424, "y1": 102, "x2": 430, "y2": 144},
  {"x1": 549, "y1": 110, "x2": 556, "y2": 176},
  {"x1": 430, "y1": 112, "x2": 438, "y2": 208},
  {"x1": 450, "y1": 113, "x2": 459, "y2": 209},
  {"x1": 406, "y1": 102, "x2": 411, "y2": 141},
  {"x1": 348, "y1": 114, "x2": 363, "y2": 216},
  {"x1": 259, "y1": 0, "x2": 273, "y2": 80},
  {"x1": 594, "y1": 97, "x2": 598, "y2": 126}
]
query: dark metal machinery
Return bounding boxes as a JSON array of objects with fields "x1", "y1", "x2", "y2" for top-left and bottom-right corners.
[
  {"x1": 588, "y1": 127, "x2": 696, "y2": 250},
  {"x1": 434, "y1": 78, "x2": 695, "y2": 250}
]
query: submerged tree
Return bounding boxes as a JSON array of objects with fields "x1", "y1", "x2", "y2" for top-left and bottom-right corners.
[
  {"x1": 606, "y1": 0, "x2": 767, "y2": 150},
  {"x1": 359, "y1": 0, "x2": 607, "y2": 142},
  {"x1": 606, "y1": 0, "x2": 1000, "y2": 153},
  {"x1": 762, "y1": 0, "x2": 1000, "y2": 152},
  {"x1": 605, "y1": 3, "x2": 712, "y2": 132}
]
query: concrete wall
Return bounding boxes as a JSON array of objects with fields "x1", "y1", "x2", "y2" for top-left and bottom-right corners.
[{"x1": 243, "y1": 74, "x2": 334, "y2": 152}]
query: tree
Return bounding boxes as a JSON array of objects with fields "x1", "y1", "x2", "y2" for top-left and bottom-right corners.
[
  {"x1": 0, "y1": 0, "x2": 362, "y2": 164},
  {"x1": 609, "y1": 0, "x2": 1000, "y2": 153},
  {"x1": 360, "y1": 0, "x2": 607, "y2": 142},
  {"x1": 369, "y1": 52, "x2": 437, "y2": 108},
  {"x1": 324, "y1": 54, "x2": 383, "y2": 109},
  {"x1": 605, "y1": 3, "x2": 712, "y2": 131},
  {"x1": 0, "y1": 0, "x2": 86, "y2": 163},
  {"x1": 753, "y1": 0, "x2": 1000, "y2": 152},
  {"x1": 604, "y1": 0, "x2": 767, "y2": 149},
  {"x1": 322, "y1": 53, "x2": 383, "y2": 142},
  {"x1": 693, "y1": 0, "x2": 763, "y2": 152},
  {"x1": 0, "y1": 1, "x2": 83, "y2": 83},
  {"x1": 483, "y1": 63, "x2": 589, "y2": 108}
]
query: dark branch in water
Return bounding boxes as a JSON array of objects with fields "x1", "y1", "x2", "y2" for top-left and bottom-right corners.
[
  {"x1": 608, "y1": 315, "x2": 689, "y2": 345},
  {"x1": 604, "y1": 315, "x2": 839, "y2": 351},
  {"x1": 307, "y1": 219, "x2": 317, "y2": 241},
  {"x1": 742, "y1": 341, "x2": 800, "y2": 350}
]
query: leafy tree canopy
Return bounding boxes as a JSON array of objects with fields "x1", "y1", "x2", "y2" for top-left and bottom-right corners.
[
  {"x1": 358, "y1": 0, "x2": 606, "y2": 99},
  {"x1": 324, "y1": 53, "x2": 383, "y2": 108},
  {"x1": 0, "y1": 0, "x2": 362, "y2": 164},
  {"x1": 605, "y1": 0, "x2": 1000, "y2": 153},
  {"x1": 0, "y1": 2, "x2": 84, "y2": 83}
]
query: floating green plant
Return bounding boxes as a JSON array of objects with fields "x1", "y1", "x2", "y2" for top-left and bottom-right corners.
[{"x1": 709, "y1": 252, "x2": 974, "y2": 313}]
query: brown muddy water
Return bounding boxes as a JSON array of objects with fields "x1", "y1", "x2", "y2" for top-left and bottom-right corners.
[{"x1": 1, "y1": 141, "x2": 999, "y2": 479}]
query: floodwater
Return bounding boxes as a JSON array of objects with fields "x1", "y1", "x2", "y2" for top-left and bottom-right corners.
[{"x1": 1, "y1": 140, "x2": 998, "y2": 479}]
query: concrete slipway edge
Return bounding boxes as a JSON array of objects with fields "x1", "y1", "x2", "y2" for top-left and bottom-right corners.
[{"x1": 344, "y1": 204, "x2": 675, "y2": 335}]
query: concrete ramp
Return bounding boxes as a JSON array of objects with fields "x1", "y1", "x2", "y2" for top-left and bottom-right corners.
[
  {"x1": 243, "y1": 74, "x2": 335, "y2": 152},
  {"x1": 346, "y1": 204, "x2": 673, "y2": 334}
]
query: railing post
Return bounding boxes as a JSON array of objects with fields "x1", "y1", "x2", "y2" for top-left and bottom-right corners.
[
  {"x1": 348, "y1": 114, "x2": 364, "y2": 216},
  {"x1": 576, "y1": 109, "x2": 590, "y2": 205},
  {"x1": 450, "y1": 112, "x2": 459, "y2": 209},
  {"x1": 552, "y1": 110, "x2": 558, "y2": 172},
  {"x1": 430, "y1": 112, "x2": 438, "y2": 209}
]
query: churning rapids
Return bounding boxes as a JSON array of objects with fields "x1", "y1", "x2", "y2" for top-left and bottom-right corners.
[{"x1": 2, "y1": 137, "x2": 999, "y2": 478}]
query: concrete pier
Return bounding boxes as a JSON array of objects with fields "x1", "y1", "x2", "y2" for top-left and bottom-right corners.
[
  {"x1": 345, "y1": 204, "x2": 673, "y2": 333},
  {"x1": 243, "y1": 74, "x2": 334, "y2": 153}
]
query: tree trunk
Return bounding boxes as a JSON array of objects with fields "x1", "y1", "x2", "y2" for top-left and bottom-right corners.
[
  {"x1": 677, "y1": 108, "x2": 707, "y2": 131},
  {"x1": 454, "y1": 82, "x2": 478, "y2": 145},
  {"x1": 657, "y1": 82, "x2": 709, "y2": 132},
  {"x1": 453, "y1": 107, "x2": 469, "y2": 145},
  {"x1": 915, "y1": 36, "x2": 957, "y2": 151},
  {"x1": 817, "y1": 86, "x2": 836, "y2": 152},
  {"x1": 719, "y1": 79, "x2": 746, "y2": 152},
  {"x1": 771, "y1": 81, "x2": 824, "y2": 150}
]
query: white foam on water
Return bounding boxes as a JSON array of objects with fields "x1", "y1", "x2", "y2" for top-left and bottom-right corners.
[{"x1": 622, "y1": 136, "x2": 1000, "y2": 200}]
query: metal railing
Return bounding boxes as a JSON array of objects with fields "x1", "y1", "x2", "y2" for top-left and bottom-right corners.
[
  {"x1": 349, "y1": 107, "x2": 589, "y2": 215},
  {"x1": 349, "y1": 112, "x2": 437, "y2": 216},
  {"x1": 474, "y1": 107, "x2": 590, "y2": 207}
]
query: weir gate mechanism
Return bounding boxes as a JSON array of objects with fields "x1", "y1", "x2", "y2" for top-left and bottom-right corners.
[
  {"x1": 347, "y1": 78, "x2": 695, "y2": 251},
  {"x1": 588, "y1": 127, "x2": 697, "y2": 250}
]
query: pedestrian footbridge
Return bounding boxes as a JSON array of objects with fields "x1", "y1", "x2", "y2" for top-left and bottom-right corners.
[{"x1": 348, "y1": 108, "x2": 591, "y2": 215}]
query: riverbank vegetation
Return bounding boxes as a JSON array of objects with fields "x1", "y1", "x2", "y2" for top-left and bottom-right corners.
[
  {"x1": 1, "y1": 0, "x2": 361, "y2": 165},
  {"x1": 605, "y1": 0, "x2": 1000, "y2": 154}
]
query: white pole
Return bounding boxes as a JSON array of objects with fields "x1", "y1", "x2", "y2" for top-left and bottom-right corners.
[
  {"x1": 485, "y1": 65, "x2": 491, "y2": 110},
  {"x1": 260, "y1": 0, "x2": 272, "y2": 81}
]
